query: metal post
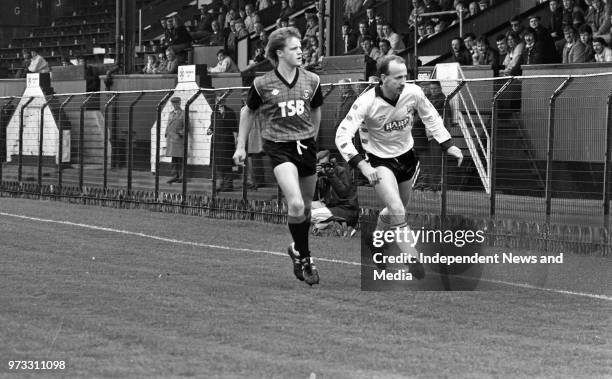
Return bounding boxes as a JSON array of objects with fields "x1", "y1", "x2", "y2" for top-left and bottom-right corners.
[
  {"x1": 183, "y1": 91, "x2": 201, "y2": 202},
  {"x1": 490, "y1": 78, "x2": 514, "y2": 217},
  {"x1": 79, "y1": 94, "x2": 95, "y2": 191},
  {"x1": 0, "y1": 97, "x2": 16, "y2": 183},
  {"x1": 115, "y1": 0, "x2": 121, "y2": 71},
  {"x1": 210, "y1": 98, "x2": 219, "y2": 199},
  {"x1": 39, "y1": 97, "x2": 51, "y2": 187},
  {"x1": 18, "y1": 97, "x2": 35, "y2": 182},
  {"x1": 58, "y1": 95, "x2": 73, "y2": 189},
  {"x1": 440, "y1": 81, "x2": 466, "y2": 225},
  {"x1": 155, "y1": 91, "x2": 173, "y2": 198},
  {"x1": 603, "y1": 90, "x2": 612, "y2": 226},
  {"x1": 545, "y1": 77, "x2": 572, "y2": 221},
  {"x1": 127, "y1": 91, "x2": 144, "y2": 193},
  {"x1": 103, "y1": 93, "x2": 119, "y2": 189}
]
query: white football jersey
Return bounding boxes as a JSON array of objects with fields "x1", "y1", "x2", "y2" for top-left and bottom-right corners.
[{"x1": 335, "y1": 83, "x2": 452, "y2": 164}]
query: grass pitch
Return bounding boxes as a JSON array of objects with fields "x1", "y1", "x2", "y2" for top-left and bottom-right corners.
[{"x1": 0, "y1": 198, "x2": 610, "y2": 378}]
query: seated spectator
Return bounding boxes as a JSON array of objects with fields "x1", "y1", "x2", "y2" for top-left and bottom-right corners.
[
  {"x1": 248, "y1": 46, "x2": 266, "y2": 67},
  {"x1": 376, "y1": 23, "x2": 385, "y2": 43},
  {"x1": 422, "y1": 0, "x2": 442, "y2": 24},
  {"x1": 463, "y1": 32, "x2": 477, "y2": 59},
  {"x1": 224, "y1": 8, "x2": 238, "y2": 29},
  {"x1": 408, "y1": 0, "x2": 425, "y2": 31},
  {"x1": 243, "y1": 4, "x2": 256, "y2": 32},
  {"x1": 252, "y1": 21, "x2": 264, "y2": 37},
  {"x1": 361, "y1": 36, "x2": 382, "y2": 61},
  {"x1": 235, "y1": 18, "x2": 249, "y2": 39},
  {"x1": 478, "y1": 0, "x2": 489, "y2": 11},
  {"x1": 434, "y1": 21, "x2": 448, "y2": 34},
  {"x1": 169, "y1": 15, "x2": 193, "y2": 62},
  {"x1": 208, "y1": 49, "x2": 239, "y2": 73},
  {"x1": 365, "y1": 6, "x2": 378, "y2": 40},
  {"x1": 311, "y1": 150, "x2": 359, "y2": 236},
  {"x1": 561, "y1": 0, "x2": 577, "y2": 27},
  {"x1": 142, "y1": 54, "x2": 158, "y2": 74},
  {"x1": 157, "y1": 52, "x2": 168, "y2": 70},
  {"x1": 378, "y1": 39, "x2": 394, "y2": 59},
  {"x1": 502, "y1": 31, "x2": 524, "y2": 75},
  {"x1": 303, "y1": 16, "x2": 319, "y2": 45},
  {"x1": 157, "y1": 48, "x2": 179, "y2": 74},
  {"x1": 425, "y1": 21, "x2": 437, "y2": 39},
  {"x1": 280, "y1": 0, "x2": 297, "y2": 18},
  {"x1": 586, "y1": 0, "x2": 609, "y2": 37},
  {"x1": 417, "y1": 23, "x2": 429, "y2": 44},
  {"x1": 468, "y1": 1, "x2": 480, "y2": 17},
  {"x1": 495, "y1": 34, "x2": 509, "y2": 72},
  {"x1": 304, "y1": 36, "x2": 321, "y2": 68},
  {"x1": 256, "y1": 0, "x2": 271, "y2": 11},
  {"x1": 474, "y1": 35, "x2": 500, "y2": 67},
  {"x1": 451, "y1": 37, "x2": 473, "y2": 65},
  {"x1": 509, "y1": 15, "x2": 526, "y2": 39},
  {"x1": 341, "y1": 22, "x2": 358, "y2": 54},
  {"x1": 355, "y1": 21, "x2": 370, "y2": 48},
  {"x1": 521, "y1": 29, "x2": 545, "y2": 64},
  {"x1": 450, "y1": 1, "x2": 469, "y2": 26},
  {"x1": 60, "y1": 56, "x2": 73, "y2": 67},
  {"x1": 259, "y1": 31, "x2": 269, "y2": 49},
  {"x1": 562, "y1": 25, "x2": 587, "y2": 62},
  {"x1": 578, "y1": 24, "x2": 596, "y2": 61},
  {"x1": 573, "y1": 11, "x2": 586, "y2": 29},
  {"x1": 193, "y1": 19, "x2": 225, "y2": 45},
  {"x1": 28, "y1": 49, "x2": 50, "y2": 73},
  {"x1": 593, "y1": 37, "x2": 612, "y2": 61}
]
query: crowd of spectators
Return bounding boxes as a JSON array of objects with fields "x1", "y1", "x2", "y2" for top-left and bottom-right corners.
[
  {"x1": 447, "y1": 0, "x2": 612, "y2": 76},
  {"x1": 143, "y1": 0, "x2": 323, "y2": 74}
]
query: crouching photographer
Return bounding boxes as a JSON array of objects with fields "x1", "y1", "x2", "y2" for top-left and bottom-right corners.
[{"x1": 311, "y1": 150, "x2": 359, "y2": 237}]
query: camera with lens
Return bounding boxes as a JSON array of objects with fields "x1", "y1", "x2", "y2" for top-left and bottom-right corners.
[{"x1": 318, "y1": 158, "x2": 336, "y2": 176}]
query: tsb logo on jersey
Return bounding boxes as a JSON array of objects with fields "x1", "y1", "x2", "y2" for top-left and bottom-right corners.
[{"x1": 278, "y1": 100, "x2": 305, "y2": 117}]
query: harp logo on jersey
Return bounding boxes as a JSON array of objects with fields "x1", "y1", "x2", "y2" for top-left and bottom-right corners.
[
  {"x1": 383, "y1": 111, "x2": 414, "y2": 132},
  {"x1": 271, "y1": 89, "x2": 280, "y2": 96}
]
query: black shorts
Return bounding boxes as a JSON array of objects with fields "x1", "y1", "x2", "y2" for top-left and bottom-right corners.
[
  {"x1": 367, "y1": 149, "x2": 419, "y2": 184},
  {"x1": 263, "y1": 138, "x2": 317, "y2": 177}
]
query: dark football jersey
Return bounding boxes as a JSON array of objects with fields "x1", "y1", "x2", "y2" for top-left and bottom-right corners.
[{"x1": 246, "y1": 67, "x2": 323, "y2": 141}]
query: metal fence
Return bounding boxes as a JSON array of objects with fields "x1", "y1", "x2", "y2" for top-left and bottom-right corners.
[{"x1": 1, "y1": 73, "x2": 611, "y2": 253}]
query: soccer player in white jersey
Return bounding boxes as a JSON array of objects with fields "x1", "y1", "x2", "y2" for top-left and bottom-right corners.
[
  {"x1": 335, "y1": 55, "x2": 463, "y2": 279},
  {"x1": 233, "y1": 27, "x2": 323, "y2": 285}
]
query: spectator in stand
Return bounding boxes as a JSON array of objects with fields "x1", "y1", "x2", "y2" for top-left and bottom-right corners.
[
  {"x1": 478, "y1": 0, "x2": 489, "y2": 11},
  {"x1": 593, "y1": 37, "x2": 612, "y2": 61},
  {"x1": 361, "y1": 36, "x2": 382, "y2": 61},
  {"x1": 547, "y1": 0, "x2": 564, "y2": 39},
  {"x1": 365, "y1": 7, "x2": 378, "y2": 40},
  {"x1": 509, "y1": 15, "x2": 527, "y2": 39},
  {"x1": 463, "y1": 32, "x2": 477, "y2": 59},
  {"x1": 157, "y1": 51, "x2": 168, "y2": 70},
  {"x1": 275, "y1": 17, "x2": 289, "y2": 29},
  {"x1": 28, "y1": 49, "x2": 49, "y2": 73},
  {"x1": 562, "y1": 25, "x2": 588, "y2": 62},
  {"x1": 587, "y1": 0, "x2": 609, "y2": 36},
  {"x1": 224, "y1": 8, "x2": 238, "y2": 29},
  {"x1": 408, "y1": 0, "x2": 425, "y2": 31},
  {"x1": 244, "y1": 4, "x2": 257, "y2": 33},
  {"x1": 158, "y1": 48, "x2": 180, "y2": 74},
  {"x1": 162, "y1": 17, "x2": 175, "y2": 51},
  {"x1": 425, "y1": 21, "x2": 437, "y2": 38},
  {"x1": 256, "y1": 0, "x2": 271, "y2": 11},
  {"x1": 495, "y1": 34, "x2": 509, "y2": 72},
  {"x1": 468, "y1": 1, "x2": 480, "y2": 17},
  {"x1": 356, "y1": 21, "x2": 370, "y2": 49},
  {"x1": 502, "y1": 31, "x2": 524, "y2": 75},
  {"x1": 474, "y1": 35, "x2": 500, "y2": 67},
  {"x1": 303, "y1": 15, "x2": 319, "y2": 44},
  {"x1": 378, "y1": 39, "x2": 394, "y2": 59},
  {"x1": 159, "y1": 18, "x2": 168, "y2": 46},
  {"x1": 248, "y1": 46, "x2": 266, "y2": 67},
  {"x1": 521, "y1": 29, "x2": 545, "y2": 64},
  {"x1": 381, "y1": 23, "x2": 406, "y2": 52},
  {"x1": 451, "y1": 37, "x2": 473, "y2": 65},
  {"x1": 451, "y1": 0, "x2": 469, "y2": 26},
  {"x1": 579, "y1": 24, "x2": 596, "y2": 60},
  {"x1": 341, "y1": 22, "x2": 358, "y2": 54},
  {"x1": 142, "y1": 54, "x2": 158, "y2": 74},
  {"x1": 573, "y1": 10, "x2": 586, "y2": 29},
  {"x1": 208, "y1": 49, "x2": 239, "y2": 72},
  {"x1": 435, "y1": 21, "x2": 448, "y2": 33},
  {"x1": 562, "y1": 0, "x2": 579, "y2": 26},
  {"x1": 278, "y1": 0, "x2": 290, "y2": 18},
  {"x1": 282, "y1": 0, "x2": 298, "y2": 18},
  {"x1": 235, "y1": 18, "x2": 249, "y2": 39},
  {"x1": 253, "y1": 21, "x2": 264, "y2": 36},
  {"x1": 422, "y1": 0, "x2": 442, "y2": 24},
  {"x1": 198, "y1": 5, "x2": 216, "y2": 34},
  {"x1": 259, "y1": 31, "x2": 269, "y2": 48},
  {"x1": 417, "y1": 23, "x2": 429, "y2": 43},
  {"x1": 226, "y1": 19, "x2": 238, "y2": 58},
  {"x1": 303, "y1": 36, "x2": 321, "y2": 69},
  {"x1": 169, "y1": 15, "x2": 193, "y2": 63},
  {"x1": 528, "y1": 15, "x2": 559, "y2": 62}
]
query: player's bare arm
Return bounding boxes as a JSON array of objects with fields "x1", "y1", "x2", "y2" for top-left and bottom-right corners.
[{"x1": 233, "y1": 106, "x2": 254, "y2": 166}]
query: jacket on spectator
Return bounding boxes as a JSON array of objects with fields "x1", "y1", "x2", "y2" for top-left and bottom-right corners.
[
  {"x1": 562, "y1": 40, "x2": 587, "y2": 63},
  {"x1": 476, "y1": 47, "x2": 500, "y2": 67},
  {"x1": 503, "y1": 41, "x2": 524, "y2": 75},
  {"x1": 453, "y1": 49, "x2": 473, "y2": 65},
  {"x1": 165, "y1": 108, "x2": 185, "y2": 158},
  {"x1": 209, "y1": 56, "x2": 239, "y2": 73},
  {"x1": 28, "y1": 55, "x2": 49, "y2": 73},
  {"x1": 521, "y1": 42, "x2": 544, "y2": 64}
]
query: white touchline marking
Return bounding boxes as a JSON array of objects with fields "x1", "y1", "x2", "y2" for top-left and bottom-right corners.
[{"x1": 1, "y1": 211, "x2": 611, "y2": 301}]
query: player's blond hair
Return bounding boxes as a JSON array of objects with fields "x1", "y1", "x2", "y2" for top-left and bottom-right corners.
[{"x1": 266, "y1": 27, "x2": 302, "y2": 66}]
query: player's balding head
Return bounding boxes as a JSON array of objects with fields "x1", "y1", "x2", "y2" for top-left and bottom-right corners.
[{"x1": 377, "y1": 55, "x2": 406, "y2": 77}]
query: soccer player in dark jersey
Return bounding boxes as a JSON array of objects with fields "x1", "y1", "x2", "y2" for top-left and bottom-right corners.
[
  {"x1": 233, "y1": 27, "x2": 323, "y2": 285},
  {"x1": 336, "y1": 55, "x2": 463, "y2": 279}
]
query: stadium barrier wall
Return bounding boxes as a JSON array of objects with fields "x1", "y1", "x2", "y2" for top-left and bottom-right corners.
[{"x1": 1, "y1": 73, "x2": 612, "y2": 255}]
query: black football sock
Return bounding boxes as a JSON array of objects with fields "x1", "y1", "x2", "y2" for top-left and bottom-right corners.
[{"x1": 288, "y1": 212, "x2": 310, "y2": 258}]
